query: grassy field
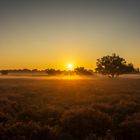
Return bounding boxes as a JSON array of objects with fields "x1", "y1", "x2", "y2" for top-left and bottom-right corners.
[{"x1": 0, "y1": 76, "x2": 140, "y2": 140}]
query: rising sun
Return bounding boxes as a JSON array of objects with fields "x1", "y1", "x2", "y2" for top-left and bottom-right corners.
[{"x1": 67, "y1": 64, "x2": 73, "y2": 70}]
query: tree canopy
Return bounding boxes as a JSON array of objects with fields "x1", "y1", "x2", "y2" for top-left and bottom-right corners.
[
  {"x1": 95, "y1": 54, "x2": 136, "y2": 78},
  {"x1": 74, "y1": 67, "x2": 93, "y2": 75}
]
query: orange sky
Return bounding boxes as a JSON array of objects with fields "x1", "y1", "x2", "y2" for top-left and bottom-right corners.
[{"x1": 0, "y1": 1, "x2": 140, "y2": 70}]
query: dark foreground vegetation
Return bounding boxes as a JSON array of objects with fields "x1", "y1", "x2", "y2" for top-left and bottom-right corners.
[{"x1": 0, "y1": 77, "x2": 140, "y2": 140}]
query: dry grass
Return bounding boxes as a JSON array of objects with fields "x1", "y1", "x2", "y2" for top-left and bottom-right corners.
[{"x1": 0, "y1": 76, "x2": 140, "y2": 139}]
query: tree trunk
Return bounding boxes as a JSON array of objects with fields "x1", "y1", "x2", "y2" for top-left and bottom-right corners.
[{"x1": 109, "y1": 74, "x2": 115, "y2": 78}]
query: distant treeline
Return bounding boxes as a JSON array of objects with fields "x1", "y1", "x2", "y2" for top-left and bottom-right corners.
[
  {"x1": 0, "y1": 54, "x2": 140, "y2": 77},
  {"x1": 0, "y1": 67, "x2": 94, "y2": 76},
  {"x1": 0, "y1": 66, "x2": 139, "y2": 76}
]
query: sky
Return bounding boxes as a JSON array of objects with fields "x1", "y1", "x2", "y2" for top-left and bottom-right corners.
[{"x1": 0, "y1": 0, "x2": 140, "y2": 70}]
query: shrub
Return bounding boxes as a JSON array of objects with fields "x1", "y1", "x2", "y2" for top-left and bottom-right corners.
[
  {"x1": 118, "y1": 112, "x2": 140, "y2": 140},
  {"x1": 60, "y1": 108, "x2": 112, "y2": 140}
]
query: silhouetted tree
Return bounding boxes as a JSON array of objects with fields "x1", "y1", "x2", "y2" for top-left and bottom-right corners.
[
  {"x1": 75, "y1": 67, "x2": 93, "y2": 75},
  {"x1": 1, "y1": 70, "x2": 8, "y2": 75},
  {"x1": 45, "y1": 69, "x2": 62, "y2": 75},
  {"x1": 134, "y1": 68, "x2": 140, "y2": 74},
  {"x1": 22, "y1": 69, "x2": 31, "y2": 73},
  {"x1": 32, "y1": 69, "x2": 38, "y2": 72},
  {"x1": 95, "y1": 54, "x2": 135, "y2": 78},
  {"x1": 45, "y1": 69, "x2": 56, "y2": 75}
]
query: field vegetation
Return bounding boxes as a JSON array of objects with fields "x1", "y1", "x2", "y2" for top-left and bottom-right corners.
[{"x1": 0, "y1": 76, "x2": 140, "y2": 140}]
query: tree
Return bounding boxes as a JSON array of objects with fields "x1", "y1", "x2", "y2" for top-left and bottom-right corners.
[
  {"x1": 45, "y1": 69, "x2": 62, "y2": 75},
  {"x1": 74, "y1": 67, "x2": 93, "y2": 75},
  {"x1": 45, "y1": 69, "x2": 57, "y2": 75},
  {"x1": 1, "y1": 70, "x2": 8, "y2": 75},
  {"x1": 95, "y1": 54, "x2": 135, "y2": 78}
]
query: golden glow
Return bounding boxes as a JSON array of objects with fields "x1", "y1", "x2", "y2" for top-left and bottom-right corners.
[
  {"x1": 0, "y1": 1, "x2": 140, "y2": 70},
  {"x1": 67, "y1": 64, "x2": 73, "y2": 70}
]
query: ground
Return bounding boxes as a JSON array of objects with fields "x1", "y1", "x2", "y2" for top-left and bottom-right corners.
[{"x1": 0, "y1": 75, "x2": 140, "y2": 140}]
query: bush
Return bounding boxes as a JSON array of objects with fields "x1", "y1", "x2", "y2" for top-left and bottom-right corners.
[
  {"x1": 0, "y1": 121, "x2": 55, "y2": 140},
  {"x1": 60, "y1": 108, "x2": 112, "y2": 140},
  {"x1": 119, "y1": 112, "x2": 140, "y2": 140}
]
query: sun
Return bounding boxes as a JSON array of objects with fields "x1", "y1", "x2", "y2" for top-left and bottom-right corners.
[{"x1": 67, "y1": 64, "x2": 73, "y2": 70}]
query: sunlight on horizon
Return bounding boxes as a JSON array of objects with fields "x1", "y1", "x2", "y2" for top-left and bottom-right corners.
[{"x1": 67, "y1": 64, "x2": 73, "y2": 70}]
